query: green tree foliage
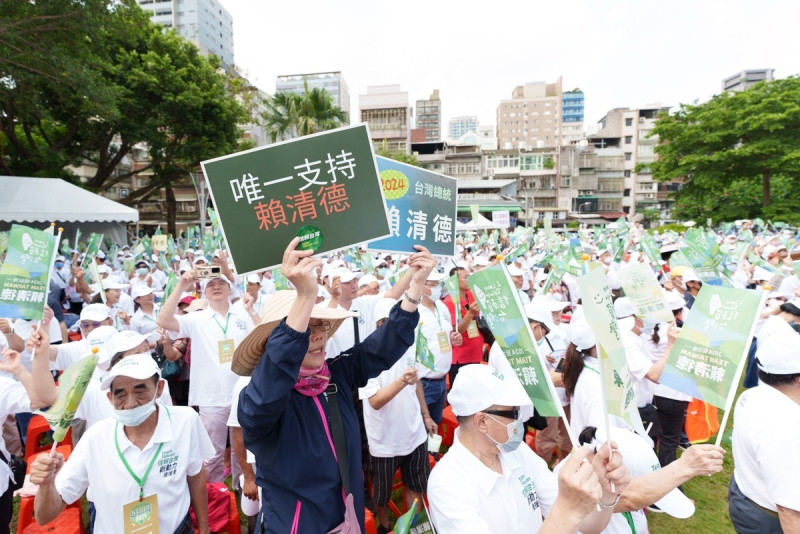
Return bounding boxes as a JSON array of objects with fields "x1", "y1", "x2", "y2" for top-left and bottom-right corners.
[
  {"x1": 0, "y1": 0, "x2": 246, "y2": 225},
  {"x1": 650, "y1": 76, "x2": 800, "y2": 223},
  {"x1": 262, "y1": 80, "x2": 348, "y2": 142},
  {"x1": 375, "y1": 140, "x2": 418, "y2": 166}
]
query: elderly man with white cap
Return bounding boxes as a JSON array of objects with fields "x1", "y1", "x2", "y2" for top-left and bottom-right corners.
[
  {"x1": 157, "y1": 270, "x2": 257, "y2": 482},
  {"x1": 29, "y1": 353, "x2": 215, "y2": 534},
  {"x1": 428, "y1": 364, "x2": 630, "y2": 534},
  {"x1": 729, "y1": 316, "x2": 800, "y2": 533},
  {"x1": 45, "y1": 303, "x2": 113, "y2": 367}
]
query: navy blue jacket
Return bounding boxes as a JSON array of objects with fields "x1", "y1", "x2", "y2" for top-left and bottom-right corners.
[{"x1": 239, "y1": 302, "x2": 419, "y2": 533}]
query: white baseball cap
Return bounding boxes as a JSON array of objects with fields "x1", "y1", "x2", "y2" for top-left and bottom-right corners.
[
  {"x1": 448, "y1": 364, "x2": 532, "y2": 417},
  {"x1": 358, "y1": 274, "x2": 377, "y2": 287},
  {"x1": 427, "y1": 271, "x2": 447, "y2": 282},
  {"x1": 524, "y1": 302, "x2": 555, "y2": 332},
  {"x1": 664, "y1": 290, "x2": 686, "y2": 311},
  {"x1": 80, "y1": 303, "x2": 111, "y2": 322},
  {"x1": 337, "y1": 268, "x2": 358, "y2": 284},
  {"x1": 507, "y1": 264, "x2": 526, "y2": 277},
  {"x1": 131, "y1": 285, "x2": 154, "y2": 300},
  {"x1": 614, "y1": 297, "x2": 636, "y2": 319},
  {"x1": 593, "y1": 427, "x2": 695, "y2": 519},
  {"x1": 108, "y1": 330, "x2": 148, "y2": 356},
  {"x1": 86, "y1": 325, "x2": 119, "y2": 369},
  {"x1": 101, "y1": 352, "x2": 160, "y2": 390},
  {"x1": 570, "y1": 318, "x2": 597, "y2": 352},
  {"x1": 755, "y1": 316, "x2": 800, "y2": 374}
]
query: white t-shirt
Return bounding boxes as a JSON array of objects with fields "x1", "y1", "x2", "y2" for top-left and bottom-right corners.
[
  {"x1": 732, "y1": 384, "x2": 800, "y2": 513},
  {"x1": 620, "y1": 329, "x2": 657, "y2": 408},
  {"x1": 325, "y1": 294, "x2": 383, "y2": 357},
  {"x1": 55, "y1": 405, "x2": 214, "y2": 534},
  {"x1": 0, "y1": 376, "x2": 31, "y2": 494},
  {"x1": 175, "y1": 306, "x2": 254, "y2": 407},
  {"x1": 227, "y1": 376, "x2": 255, "y2": 464},
  {"x1": 428, "y1": 430, "x2": 558, "y2": 533},
  {"x1": 129, "y1": 306, "x2": 160, "y2": 344},
  {"x1": 358, "y1": 350, "x2": 427, "y2": 457},
  {"x1": 55, "y1": 339, "x2": 91, "y2": 371},
  {"x1": 569, "y1": 359, "x2": 628, "y2": 438},
  {"x1": 416, "y1": 300, "x2": 453, "y2": 379}
]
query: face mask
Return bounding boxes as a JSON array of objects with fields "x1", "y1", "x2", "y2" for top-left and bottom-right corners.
[
  {"x1": 136, "y1": 268, "x2": 149, "y2": 276},
  {"x1": 55, "y1": 262, "x2": 64, "y2": 269},
  {"x1": 602, "y1": 257, "x2": 612, "y2": 265},
  {"x1": 641, "y1": 316, "x2": 658, "y2": 335},
  {"x1": 618, "y1": 316, "x2": 636, "y2": 332},
  {"x1": 113, "y1": 397, "x2": 156, "y2": 427},
  {"x1": 485, "y1": 415, "x2": 525, "y2": 454},
  {"x1": 377, "y1": 267, "x2": 388, "y2": 277},
  {"x1": 426, "y1": 286, "x2": 442, "y2": 301}
]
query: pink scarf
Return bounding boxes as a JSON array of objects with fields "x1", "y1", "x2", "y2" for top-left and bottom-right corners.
[{"x1": 293, "y1": 362, "x2": 331, "y2": 397}]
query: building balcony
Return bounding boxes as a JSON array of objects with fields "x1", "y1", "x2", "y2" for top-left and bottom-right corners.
[
  {"x1": 635, "y1": 194, "x2": 658, "y2": 204},
  {"x1": 577, "y1": 176, "x2": 598, "y2": 190},
  {"x1": 522, "y1": 188, "x2": 557, "y2": 199}
]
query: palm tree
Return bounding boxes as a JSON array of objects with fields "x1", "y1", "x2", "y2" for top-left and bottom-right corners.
[{"x1": 262, "y1": 80, "x2": 348, "y2": 142}]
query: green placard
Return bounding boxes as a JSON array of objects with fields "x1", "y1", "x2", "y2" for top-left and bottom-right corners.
[
  {"x1": 618, "y1": 263, "x2": 674, "y2": 323},
  {"x1": 659, "y1": 285, "x2": 762, "y2": 409},
  {"x1": 0, "y1": 224, "x2": 58, "y2": 320},
  {"x1": 201, "y1": 125, "x2": 390, "y2": 274},
  {"x1": 468, "y1": 263, "x2": 561, "y2": 417}
]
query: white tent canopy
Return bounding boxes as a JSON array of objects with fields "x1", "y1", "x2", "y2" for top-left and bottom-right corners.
[{"x1": 0, "y1": 176, "x2": 138, "y2": 244}]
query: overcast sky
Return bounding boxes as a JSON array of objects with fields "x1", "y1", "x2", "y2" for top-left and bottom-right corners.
[{"x1": 222, "y1": 0, "x2": 799, "y2": 131}]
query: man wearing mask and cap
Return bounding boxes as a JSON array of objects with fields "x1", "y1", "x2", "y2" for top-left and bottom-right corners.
[
  {"x1": 427, "y1": 364, "x2": 631, "y2": 533},
  {"x1": 45, "y1": 303, "x2": 113, "y2": 368},
  {"x1": 729, "y1": 316, "x2": 800, "y2": 533},
  {"x1": 29, "y1": 353, "x2": 214, "y2": 534},
  {"x1": 157, "y1": 272, "x2": 257, "y2": 483}
]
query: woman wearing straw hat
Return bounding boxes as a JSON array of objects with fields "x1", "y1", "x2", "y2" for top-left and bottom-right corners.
[{"x1": 236, "y1": 238, "x2": 436, "y2": 534}]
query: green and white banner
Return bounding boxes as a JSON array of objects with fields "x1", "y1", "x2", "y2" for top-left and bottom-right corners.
[
  {"x1": 619, "y1": 263, "x2": 674, "y2": 323},
  {"x1": 80, "y1": 233, "x2": 104, "y2": 270},
  {"x1": 468, "y1": 263, "x2": 562, "y2": 417},
  {"x1": 201, "y1": 124, "x2": 390, "y2": 274},
  {"x1": 0, "y1": 224, "x2": 58, "y2": 320},
  {"x1": 443, "y1": 273, "x2": 461, "y2": 322},
  {"x1": 659, "y1": 285, "x2": 763, "y2": 409},
  {"x1": 577, "y1": 266, "x2": 647, "y2": 437}
]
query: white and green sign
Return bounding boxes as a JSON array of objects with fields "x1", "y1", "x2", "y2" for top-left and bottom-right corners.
[
  {"x1": 0, "y1": 224, "x2": 57, "y2": 320},
  {"x1": 577, "y1": 266, "x2": 646, "y2": 436},
  {"x1": 368, "y1": 156, "x2": 457, "y2": 257},
  {"x1": 659, "y1": 285, "x2": 762, "y2": 409},
  {"x1": 468, "y1": 263, "x2": 562, "y2": 417},
  {"x1": 201, "y1": 125, "x2": 391, "y2": 274},
  {"x1": 619, "y1": 263, "x2": 674, "y2": 323}
]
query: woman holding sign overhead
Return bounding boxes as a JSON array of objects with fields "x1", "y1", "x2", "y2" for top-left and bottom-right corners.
[{"x1": 235, "y1": 238, "x2": 434, "y2": 533}]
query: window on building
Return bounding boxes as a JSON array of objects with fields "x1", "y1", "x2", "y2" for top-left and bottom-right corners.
[
  {"x1": 625, "y1": 118, "x2": 633, "y2": 126},
  {"x1": 625, "y1": 135, "x2": 632, "y2": 144},
  {"x1": 623, "y1": 189, "x2": 631, "y2": 197},
  {"x1": 120, "y1": 188, "x2": 129, "y2": 198},
  {"x1": 625, "y1": 153, "x2": 632, "y2": 161},
  {"x1": 624, "y1": 170, "x2": 631, "y2": 178}
]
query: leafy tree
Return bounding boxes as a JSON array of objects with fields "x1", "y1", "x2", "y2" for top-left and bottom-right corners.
[
  {"x1": 650, "y1": 76, "x2": 800, "y2": 222},
  {"x1": 262, "y1": 79, "x2": 348, "y2": 142},
  {"x1": 0, "y1": 0, "x2": 247, "y2": 233},
  {"x1": 376, "y1": 140, "x2": 417, "y2": 166}
]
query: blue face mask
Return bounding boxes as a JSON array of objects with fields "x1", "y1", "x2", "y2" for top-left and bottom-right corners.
[
  {"x1": 641, "y1": 316, "x2": 659, "y2": 335},
  {"x1": 377, "y1": 267, "x2": 388, "y2": 277},
  {"x1": 55, "y1": 262, "x2": 64, "y2": 269},
  {"x1": 485, "y1": 415, "x2": 525, "y2": 454}
]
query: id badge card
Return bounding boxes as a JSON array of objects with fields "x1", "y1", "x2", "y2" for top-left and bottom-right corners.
[
  {"x1": 218, "y1": 339, "x2": 235, "y2": 364},
  {"x1": 123, "y1": 494, "x2": 159, "y2": 534},
  {"x1": 437, "y1": 331, "x2": 451, "y2": 353},
  {"x1": 466, "y1": 320, "x2": 479, "y2": 339}
]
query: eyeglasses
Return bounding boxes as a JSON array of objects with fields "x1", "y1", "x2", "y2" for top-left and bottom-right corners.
[
  {"x1": 483, "y1": 408, "x2": 520, "y2": 420},
  {"x1": 309, "y1": 321, "x2": 332, "y2": 333},
  {"x1": 80, "y1": 321, "x2": 102, "y2": 329}
]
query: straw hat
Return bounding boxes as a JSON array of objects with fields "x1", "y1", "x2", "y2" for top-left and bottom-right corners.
[{"x1": 232, "y1": 290, "x2": 358, "y2": 376}]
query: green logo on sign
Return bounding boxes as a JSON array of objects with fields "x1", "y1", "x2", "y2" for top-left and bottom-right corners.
[
  {"x1": 380, "y1": 169, "x2": 409, "y2": 200},
  {"x1": 297, "y1": 225, "x2": 323, "y2": 252},
  {"x1": 129, "y1": 502, "x2": 152, "y2": 525}
]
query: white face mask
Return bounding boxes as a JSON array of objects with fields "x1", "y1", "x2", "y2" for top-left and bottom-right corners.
[
  {"x1": 426, "y1": 286, "x2": 442, "y2": 301},
  {"x1": 113, "y1": 396, "x2": 157, "y2": 427},
  {"x1": 485, "y1": 415, "x2": 525, "y2": 454}
]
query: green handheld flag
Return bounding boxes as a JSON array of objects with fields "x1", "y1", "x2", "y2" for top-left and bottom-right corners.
[
  {"x1": 36, "y1": 349, "x2": 99, "y2": 445},
  {"x1": 415, "y1": 323, "x2": 439, "y2": 372},
  {"x1": 444, "y1": 273, "x2": 461, "y2": 322},
  {"x1": 393, "y1": 499, "x2": 419, "y2": 534},
  {"x1": 0, "y1": 224, "x2": 59, "y2": 320}
]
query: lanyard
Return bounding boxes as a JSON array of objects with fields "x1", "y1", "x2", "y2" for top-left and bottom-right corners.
[
  {"x1": 213, "y1": 313, "x2": 231, "y2": 336},
  {"x1": 622, "y1": 511, "x2": 636, "y2": 533},
  {"x1": 114, "y1": 423, "x2": 164, "y2": 501},
  {"x1": 433, "y1": 303, "x2": 444, "y2": 330}
]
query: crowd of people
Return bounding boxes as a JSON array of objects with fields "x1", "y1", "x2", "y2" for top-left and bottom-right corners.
[{"x1": 0, "y1": 216, "x2": 799, "y2": 533}]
